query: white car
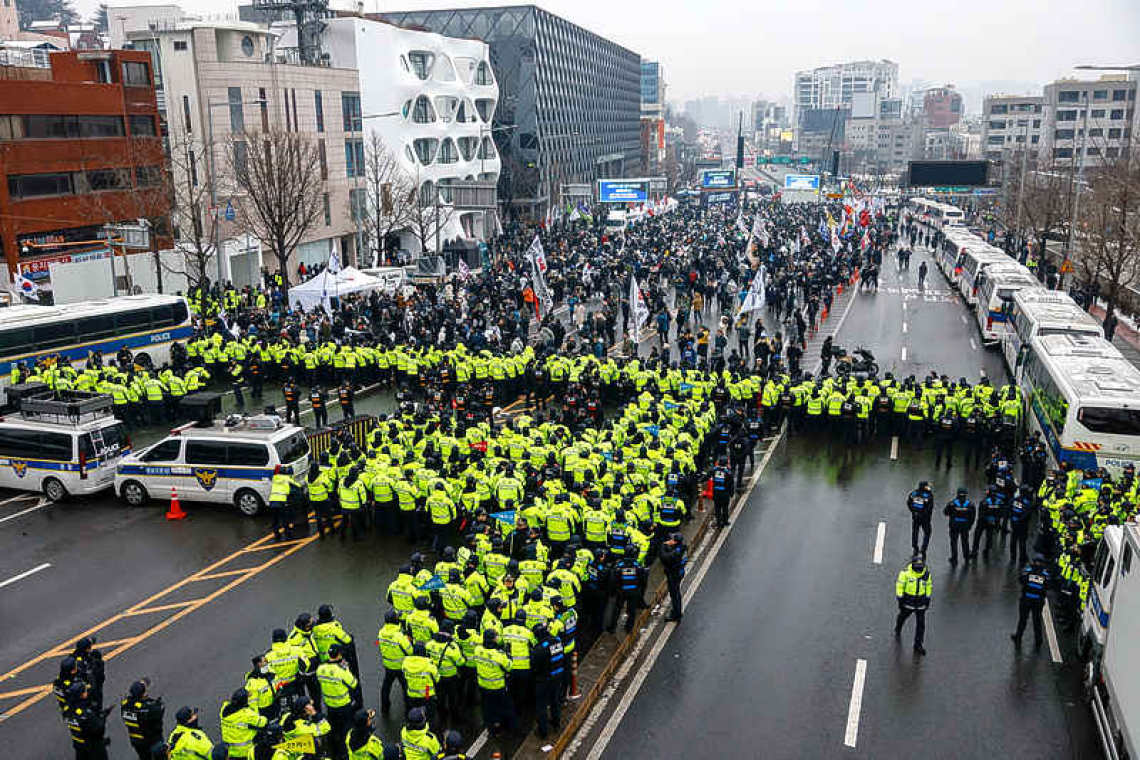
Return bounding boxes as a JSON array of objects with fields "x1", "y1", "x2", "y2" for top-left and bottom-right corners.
[{"x1": 116, "y1": 415, "x2": 310, "y2": 516}]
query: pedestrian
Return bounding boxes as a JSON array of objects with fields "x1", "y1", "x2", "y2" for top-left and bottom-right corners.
[
  {"x1": 894, "y1": 555, "x2": 932, "y2": 656},
  {"x1": 1011, "y1": 556, "x2": 1050, "y2": 648},
  {"x1": 120, "y1": 679, "x2": 164, "y2": 760}
]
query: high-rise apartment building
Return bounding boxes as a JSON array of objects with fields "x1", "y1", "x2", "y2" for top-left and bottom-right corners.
[{"x1": 793, "y1": 60, "x2": 898, "y2": 125}]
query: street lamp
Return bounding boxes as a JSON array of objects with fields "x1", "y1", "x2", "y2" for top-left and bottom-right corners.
[
  {"x1": 206, "y1": 97, "x2": 267, "y2": 288},
  {"x1": 349, "y1": 111, "x2": 402, "y2": 267}
]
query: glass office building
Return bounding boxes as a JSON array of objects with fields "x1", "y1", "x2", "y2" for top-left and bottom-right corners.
[{"x1": 382, "y1": 5, "x2": 641, "y2": 217}]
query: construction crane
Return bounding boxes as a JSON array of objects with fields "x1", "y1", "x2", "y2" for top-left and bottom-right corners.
[{"x1": 250, "y1": 0, "x2": 332, "y2": 66}]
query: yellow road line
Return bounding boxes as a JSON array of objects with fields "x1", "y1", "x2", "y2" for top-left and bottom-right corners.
[
  {"x1": 0, "y1": 525, "x2": 322, "y2": 722},
  {"x1": 122, "y1": 600, "x2": 201, "y2": 617}
]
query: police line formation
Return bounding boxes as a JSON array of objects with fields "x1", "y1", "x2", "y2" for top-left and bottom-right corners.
[{"x1": 40, "y1": 198, "x2": 1128, "y2": 760}]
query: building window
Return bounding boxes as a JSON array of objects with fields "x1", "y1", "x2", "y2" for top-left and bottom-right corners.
[
  {"x1": 988, "y1": 120, "x2": 1005, "y2": 130},
  {"x1": 1093, "y1": 90, "x2": 1108, "y2": 100},
  {"x1": 122, "y1": 61, "x2": 150, "y2": 87},
  {"x1": 228, "y1": 87, "x2": 244, "y2": 132},
  {"x1": 475, "y1": 60, "x2": 494, "y2": 86},
  {"x1": 182, "y1": 95, "x2": 193, "y2": 134},
  {"x1": 129, "y1": 115, "x2": 157, "y2": 137},
  {"x1": 1111, "y1": 109, "x2": 1125, "y2": 120},
  {"x1": 135, "y1": 165, "x2": 163, "y2": 187},
  {"x1": 323, "y1": 192, "x2": 331, "y2": 226},
  {"x1": 413, "y1": 138, "x2": 438, "y2": 165},
  {"x1": 232, "y1": 140, "x2": 248, "y2": 177},
  {"x1": 85, "y1": 168, "x2": 129, "y2": 191},
  {"x1": 1031, "y1": 135, "x2": 1039, "y2": 144},
  {"x1": 349, "y1": 187, "x2": 366, "y2": 223},
  {"x1": 1056, "y1": 110, "x2": 1077, "y2": 122},
  {"x1": 259, "y1": 87, "x2": 268, "y2": 131},
  {"x1": 990, "y1": 104, "x2": 1008, "y2": 114},
  {"x1": 314, "y1": 90, "x2": 324, "y2": 132},
  {"x1": 318, "y1": 139, "x2": 327, "y2": 180},
  {"x1": 1087, "y1": 147, "x2": 1100, "y2": 156},
  {"x1": 173, "y1": 40, "x2": 188, "y2": 51},
  {"x1": 1113, "y1": 90, "x2": 1128, "y2": 101},
  {"x1": 291, "y1": 88, "x2": 299, "y2": 133},
  {"x1": 188, "y1": 148, "x2": 198, "y2": 186},
  {"x1": 437, "y1": 138, "x2": 458, "y2": 164},
  {"x1": 0, "y1": 114, "x2": 24, "y2": 140},
  {"x1": 1089, "y1": 128, "x2": 1104, "y2": 137},
  {"x1": 7, "y1": 172, "x2": 74, "y2": 198},
  {"x1": 345, "y1": 138, "x2": 364, "y2": 177},
  {"x1": 1092, "y1": 109, "x2": 1106, "y2": 118},
  {"x1": 1033, "y1": 119, "x2": 1041, "y2": 128},
  {"x1": 342, "y1": 92, "x2": 361, "y2": 132},
  {"x1": 1053, "y1": 147, "x2": 1073, "y2": 158},
  {"x1": 412, "y1": 96, "x2": 435, "y2": 124},
  {"x1": 986, "y1": 135, "x2": 1004, "y2": 145},
  {"x1": 1109, "y1": 128, "x2": 1122, "y2": 139},
  {"x1": 478, "y1": 136, "x2": 496, "y2": 160},
  {"x1": 1106, "y1": 147, "x2": 1119, "y2": 158},
  {"x1": 1058, "y1": 91, "x2": 1080, "y2": 103},
  {"x1": 407, "y1": 51, "x2": 433, "y2": 80}
]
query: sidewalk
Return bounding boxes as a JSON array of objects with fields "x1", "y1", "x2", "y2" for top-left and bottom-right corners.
[{"x1": 1087, "y1": 304, "x2": 1140, "y2": 370}]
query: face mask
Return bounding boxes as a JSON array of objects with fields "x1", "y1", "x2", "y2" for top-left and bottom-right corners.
[{"x1": 260, "y1": 666, "x2": 271, "y2": 675}]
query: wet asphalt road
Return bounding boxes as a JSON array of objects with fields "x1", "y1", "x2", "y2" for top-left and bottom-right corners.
[
  {"x1": 595, "y1": 248, "x2": 1100, "y2": 759},
  {"x1": 0, "y1": 282, "x2": 710, "y2": 758}
]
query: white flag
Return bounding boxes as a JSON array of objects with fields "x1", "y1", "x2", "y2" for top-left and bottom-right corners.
[
  {"x1": 327, "y1": 249, "x2": 341, "y2": 275},
  {"x1": 458, "y1": 259, "x2": 471, "y2": 281},
  {"x1": 738, "y1": 266, "x2": 767, "y2": 315},
  {"x1": 526, "y1": 235, "x2": 547, "y2": 274},
  {"x1": 629, "y1": 276, "x2": 649, "y2": 337},
  {"x1": 736, "y1": 212, "x2": 749, "y2": 236},
  {"x1": 527, "y1": 235, "x2": 551, "y2": 318}
]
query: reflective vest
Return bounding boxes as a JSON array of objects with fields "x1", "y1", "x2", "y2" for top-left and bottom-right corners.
[
  {"x1": 377, "y1": 623, "x2": 412, "y2": 670},
  {"x1": 402, "y1": 655, "x2": 438, "y2": 698},
  {"x1": 339, "y1": 481, "x2": 365, "y2": 511},
  {"x1": 265, "y1": 641, "x2": 302, "y2": 687},
  {"x1": 472, "y1": 645, "x2": 511, "y2": 689},
  {"x1": 219, "y1": 703, "x2": 267, "y2": 758},
  {"x1": 269, "y1": 474, "x2": 294, "y2": 506},
  {"x1": 315, "y1": 661, "x2": 357, "y2": 708},
  {"x1": 168, "y1": 725, "x2": 214, "y2": 760}
]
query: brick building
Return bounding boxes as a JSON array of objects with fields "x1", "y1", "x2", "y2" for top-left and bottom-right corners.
[{"x1": 0, "y1": 49, "x2": 168, "y2": 287}]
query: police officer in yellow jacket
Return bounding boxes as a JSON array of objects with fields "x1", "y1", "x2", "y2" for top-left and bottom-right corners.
[
  {"x1": 894, "y1": 555, "x2": 932, "y2": 656},
  {"x1": 315, "y1": 644, "x2": 359, "y2": 756},
  {"x1": 219, "y1": 688, "x2": 267, "y2": 760},
  {"x1": 168, "y1": 707, "x2": 214, "y2": 760}
]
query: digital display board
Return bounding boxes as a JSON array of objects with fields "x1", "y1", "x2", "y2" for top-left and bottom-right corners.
[
  {"x1": 907, "y1": 161, "x2": 989, "y2": 187},
  {"x1": 598, "y1": 180, "x2": 648, "y2": 203},
  {"x1": 701, "y1": 169, "x2": 737, "y2": 189},
  {"x1": 784, "y1": 174, "x2": 821, "y2": 191}
]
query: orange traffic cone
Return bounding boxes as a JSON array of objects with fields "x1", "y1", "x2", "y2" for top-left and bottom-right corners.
[
  {"x1": 166, "y1": 485, "x2": 187, "y2": 520},
  {"x1": 568, "y1": 650, "x2": 582, "y2": 699},
  {"x1": 837, "y1": 282, "x2": 844, "y2": 295}
]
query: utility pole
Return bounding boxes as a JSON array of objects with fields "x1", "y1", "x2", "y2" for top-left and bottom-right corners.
[
  {"x1": 1061, "y1": 92, "x2": 1091, "y2": 288},
  {"x1": 1013, "y1": 120, "x2": 1030, "y2": 252}
]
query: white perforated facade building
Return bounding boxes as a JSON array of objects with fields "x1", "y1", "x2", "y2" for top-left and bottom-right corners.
[{"x1": 321, "y1": 17, "x2": 500, "y2": 252}]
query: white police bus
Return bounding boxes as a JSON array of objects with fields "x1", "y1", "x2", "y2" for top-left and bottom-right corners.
[
  {"x1": 975, "y1": 268, "x2": 1040, "y2": 346},
  {"x1": 0, "y1": 295, "x2": 192, "y2": 402},
  {"x1": 1020, "y1": 333, "x2": 1140, "y2": 475},
  {"x1": 907, "y1": 197, "x2": 965, "y2": 232},
  {"x1": 1004, "y1": 288, "x2": 1104, "y2": 378}
]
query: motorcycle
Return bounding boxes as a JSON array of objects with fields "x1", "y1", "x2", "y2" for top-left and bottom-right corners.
[{"x1": 831, "y1": 346, "x2": 879, "y2": 379}]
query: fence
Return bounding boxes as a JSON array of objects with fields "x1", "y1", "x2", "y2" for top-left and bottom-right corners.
[{"x1": 305, "y1": 414, "x2": 378, "y2": 460}]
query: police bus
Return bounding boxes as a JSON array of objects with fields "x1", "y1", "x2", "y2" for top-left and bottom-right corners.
[
  {"x1": 907, "y1": 197, "x2": 965, "y2": 232},
  {"x1": 974, "y1": 268, "x2": 1040, "y2": 346},
  {"x1": 1004, "y1": 288, "x2": 1104, "y2": 378},
  {"x1": 1019, "y1": 333, "x2": 1140, "y2": 475},
  {"x1": 958, "y1": 247, "x2": 1014, "y2": 306},
  {"x1": 0, "y1": 295, "x2": 192, "y2": 403}
]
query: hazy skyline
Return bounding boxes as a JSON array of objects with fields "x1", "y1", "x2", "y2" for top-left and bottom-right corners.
[{"x1": 84, "y1": 0, "x2": 1140, "y2": 104}]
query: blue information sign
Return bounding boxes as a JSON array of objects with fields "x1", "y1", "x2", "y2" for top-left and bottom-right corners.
[{"x1": 598, "y1": 180, "x2": 648, "y2": 203}]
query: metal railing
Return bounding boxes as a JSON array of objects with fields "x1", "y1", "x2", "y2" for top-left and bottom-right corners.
[{"x1": 0, "y1": 48, "x2": 53, "y2": 69}]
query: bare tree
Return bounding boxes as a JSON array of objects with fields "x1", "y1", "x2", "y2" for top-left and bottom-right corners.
[
  {"x1": 1077, "y1": 140, "x2": 1140, "y2": 321},
  {"x1": 165, "y1": 129, "x2": 223, "y2": 290},
  {"x1": 358, "y1": 132, "x2": 416, "y2": 266},
  {"x1": 1002, "y1": 158, "x2": 1073, "y2": 268},
  {"x1": 406, "y1": 168, "x2": 456, "y2": 255},
  {"x1": 226, "y1": 129, "x2": 324, "y2": 286}
]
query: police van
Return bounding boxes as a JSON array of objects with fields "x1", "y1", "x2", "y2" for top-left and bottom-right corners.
[
  {"x1": 115, "y1": 414, "x2": 310, "y2": 516},
  {"x1": 0, "y1": 391, "x2": 129, "y2": 501}
]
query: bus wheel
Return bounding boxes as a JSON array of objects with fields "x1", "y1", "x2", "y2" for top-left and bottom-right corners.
[
  {"x1": 120, "y1": 481, "x2": 149, "y2": 507},
  {"x1": 43, "y1": 477, "x2": 67, "y2": 503},
  {"x1": 234, "y1": 489, "x2": 264, "y2": 517}
]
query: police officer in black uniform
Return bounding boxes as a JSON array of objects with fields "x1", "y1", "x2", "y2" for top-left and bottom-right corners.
[
  {"x1": 660, "y1": 532, "x2": 687, "y2": 622},
  {"x1": 1009, "y1": 484, "x2": 1034, "y2": 566},
  {"x1": 972, "y1": 485, "x2": 1004, "y2": 558},
  {"x1": 729, "y1": 431, "x2": 750, "y2": 489},
  {"x1": 531, "y1": 623, "x2": 565, "y2": 740},
  {"x1": 71, "y1": 637, "x2": 105, "y2": 709},
  {"x1": 943, "y1": 487, "x2": 976, "y2": 565},
  {"x1": 310, "y1": 385, "x2": 328, "y2": 428},
  {"x1": 120, "y1": 679, "x2": 164, "y2": 760},
  {"x1": 282, "y1": 377, "x2": 301, "y2": 425},
  {"x1": 64, "y1": 681, "x2": 112, "y2": 760},
  {"x1": 1011, "y1": 556, "x2": 1050, "y2": 647},
  {"x1": 710, "y1": 456, "x2": 734, "y2": 528},
  {"x1": 607, "y1": 555, "x2": 646, "y2": 634},
  {"x1": 906, "y1": 481, "x2": 934, "y2": 557},
  {"x1": 338, "y1": 379, "x2": 356, "y2": 421}
]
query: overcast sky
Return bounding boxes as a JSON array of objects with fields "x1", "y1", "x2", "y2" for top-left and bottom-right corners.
[{"x1": 89, "y1": 0, "x2": 1140, "y2": 104}]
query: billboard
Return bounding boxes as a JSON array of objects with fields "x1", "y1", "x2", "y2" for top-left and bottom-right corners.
[
  {"x1": 784, "y1": 174, "x2": 821, "y2": 191},
  {"x1": 907, "y1": 160, "x2": 989, "y2": 187},
  {"x1": 598, "y1": 179, "x2": 649, "y2": 203},
  {"x1": 700, "y1": 190, "x2": 739, "y2": 207},
  {"x1": 701, "y1": 169, "x2": 737, "y2": 189}
]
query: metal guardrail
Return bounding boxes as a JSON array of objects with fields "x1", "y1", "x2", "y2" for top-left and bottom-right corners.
[{"x1": 0, "y1": 48, "x2": 53, "y2": 69}]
